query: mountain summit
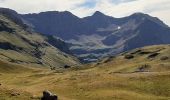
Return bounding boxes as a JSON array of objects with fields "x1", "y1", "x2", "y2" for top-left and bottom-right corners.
[{"x1": 92, "y1": 11, "x2": 106, "y2": 17}]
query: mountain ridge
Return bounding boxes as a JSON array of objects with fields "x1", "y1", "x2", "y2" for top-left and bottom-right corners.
[
  {"x1": 1, "y1": 7, "x2": 170, "y2": 63},
  {"x1": 21, "y1": 9, "x2": 170, "y2": 62}
]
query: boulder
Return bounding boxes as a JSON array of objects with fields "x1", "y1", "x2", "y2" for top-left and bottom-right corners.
[
  {"x1": 41, "y1": 90, "x2": 58, "y2": 100},
  {"x1": 10, "y1": 91, "x2": 20, "y2": 96}
]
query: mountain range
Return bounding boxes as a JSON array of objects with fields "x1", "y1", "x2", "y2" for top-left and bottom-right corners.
[
  {"x1": 21, "y1": 10, "x2": 170, "y2": 62},
  {"x1": 1, "y1": 7, "x2": 170, "y2": 63}
]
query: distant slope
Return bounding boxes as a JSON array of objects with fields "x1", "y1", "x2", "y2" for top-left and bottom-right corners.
[
  {"x1": 0, "y1": 9, "x2": 80, "y2": 68},
  {"x1": 22, "y1": 10, "x2": 170, "y2": 62},
  {"x1": 94, "y1": 45, "x2": 170, "y2": 72},
  {"x1": 0, "y1": 60, "x2": 33, "y2": 73}
]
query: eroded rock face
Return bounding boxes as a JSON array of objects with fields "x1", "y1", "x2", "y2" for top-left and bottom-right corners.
[{"x1": 41, "y1": 90, "x2": 58, "y2": 100}]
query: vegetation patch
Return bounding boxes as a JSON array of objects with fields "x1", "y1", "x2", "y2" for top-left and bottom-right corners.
[
  {"x1": 160, "y1": 56, "x2": 169, "y2": 61},
  {"x1": 147, "y1": 53, "x2": 160, "y2": 59},
  {"x1": 124, "y1": 55, "x2": 134, "y2": 59}
]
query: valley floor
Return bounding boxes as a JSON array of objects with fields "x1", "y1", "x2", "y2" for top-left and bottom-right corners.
[
  {"x1": 0, "y1": 63, "x2": 170, "y2": 100},
  {"x1": 1, "y1": 45, "x2": 170, "y2": 100}
]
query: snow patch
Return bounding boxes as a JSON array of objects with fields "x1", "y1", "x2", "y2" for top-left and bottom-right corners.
[{"x1": 117, "y1": 26, "x2": 121, "y2": 30}]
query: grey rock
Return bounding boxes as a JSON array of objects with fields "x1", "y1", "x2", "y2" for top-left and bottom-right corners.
[{"x1": 41, "y1": 90, "x2": 58, "y2": 100}]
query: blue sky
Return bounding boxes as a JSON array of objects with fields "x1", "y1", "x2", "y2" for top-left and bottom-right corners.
[
  {"x1": 0, "y1": 0, "x2": 170, "y2": 26},
  {"x1": 80, "y1": 0, "x2": 96, "y2": 8}
]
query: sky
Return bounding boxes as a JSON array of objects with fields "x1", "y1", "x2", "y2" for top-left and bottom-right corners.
[{"x1": 0, "y1": 0, "x2": 170, "y2": 26}]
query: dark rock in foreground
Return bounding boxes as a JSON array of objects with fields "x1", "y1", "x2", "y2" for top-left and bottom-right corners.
[{"x1": 41, "y1": 90, "x2": 58, "y2": 100}]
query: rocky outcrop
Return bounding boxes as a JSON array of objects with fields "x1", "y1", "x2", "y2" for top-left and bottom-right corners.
[{"x1": 41, "y1": 90, "x2": 58, "y2": 100}]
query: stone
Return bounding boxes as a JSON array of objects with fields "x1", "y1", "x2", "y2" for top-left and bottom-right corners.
[
  {"x1": 41, "y1": 90, "x2": 58, "y2": 100},
  {"x1": 10, "y1": 92, "x2": 20, "y2": 96}
]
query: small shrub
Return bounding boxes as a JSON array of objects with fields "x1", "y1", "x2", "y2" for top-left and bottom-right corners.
[
  {"x1": 136, "y1": 64, "x2": 151, "y2": 72},
  {"x1": 64, "y1": 65, "x2": 71, "y2": 69},
  {"x1": 124, "y1": 55, "x2": 134, "y2": 59},
  {"x1": 160, "y1": 56, "x2": 169, "y2": 61},
  {"x1": 148, "y1": 53, "x2": 159, "y2": 59},
  {"x1": 139, "y1": 51, "x2": 151, "y2": 55},
  {"x1": 50, "y1": 67, "x2": 56, "y2": 70}
]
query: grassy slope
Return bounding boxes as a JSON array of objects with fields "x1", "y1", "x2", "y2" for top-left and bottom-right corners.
[
  {"x1": 0, "y1": 60, "x2": 37, "y2": 100},
  {"x1": 95, "y1": 45, "x2": 170, "y2": 73},
  {"x1": 0, "y1": 14, "x2": 79, "y2": 68},
  {"x1": 0, "y1": 45, "x2": 170, "y2": 100}
]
